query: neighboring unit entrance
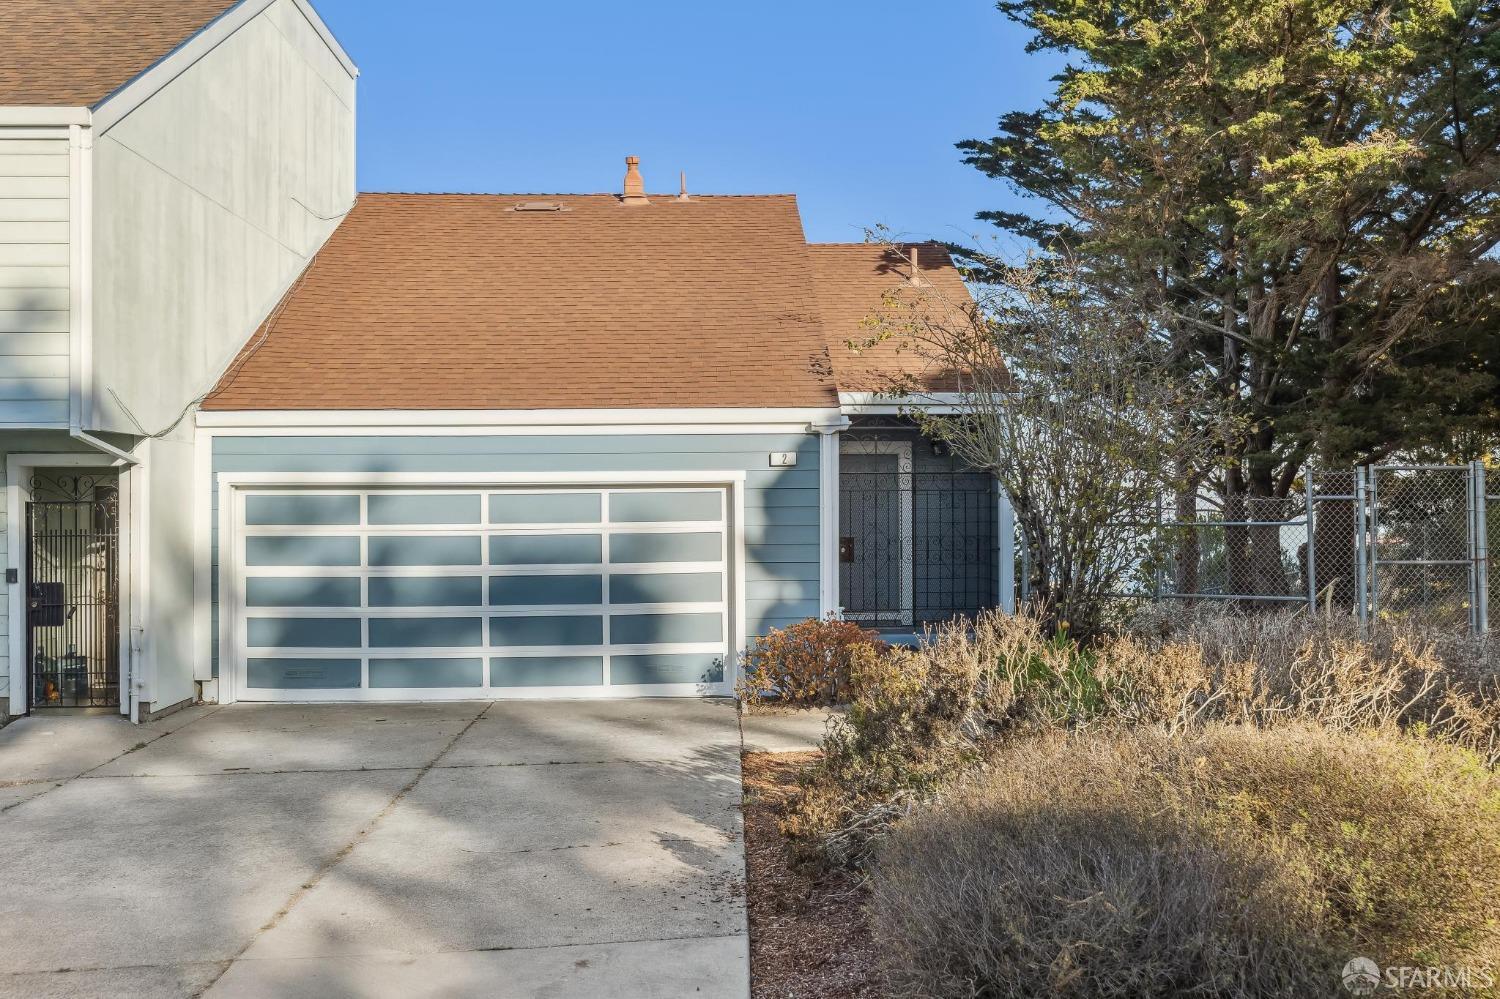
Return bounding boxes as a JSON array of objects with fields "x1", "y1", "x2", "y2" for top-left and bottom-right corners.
[
  {"x1": 26, "y1": 475, "x2": 122, "y2": 709},
  {"x1": 227, "y1": 486, "x2": 733, "y2": 701}
]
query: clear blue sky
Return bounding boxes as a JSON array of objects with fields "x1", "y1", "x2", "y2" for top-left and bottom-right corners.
[{"x1": 310, "y1": 0, "x2": 1060, "y2": 244}]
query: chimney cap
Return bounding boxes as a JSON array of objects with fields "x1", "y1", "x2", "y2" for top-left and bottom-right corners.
[{"x1": 622, "y1": 155, "x2": 650, "y2": 206}]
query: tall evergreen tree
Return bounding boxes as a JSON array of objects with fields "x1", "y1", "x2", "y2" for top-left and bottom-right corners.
[{"x1": 960, "y1": 0, "x2": 1500, "y2": 493}]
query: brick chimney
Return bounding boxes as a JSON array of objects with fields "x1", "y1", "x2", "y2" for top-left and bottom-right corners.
[{"x1": 622, "y1": 156, "x2": 650, "y2": 206}]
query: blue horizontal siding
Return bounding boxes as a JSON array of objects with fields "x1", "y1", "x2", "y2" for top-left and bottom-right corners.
[{"x1": 211, "y1": 431, "x2": 822, "y2": 678}]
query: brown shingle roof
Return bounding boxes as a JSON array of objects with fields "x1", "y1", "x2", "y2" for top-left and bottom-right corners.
[
  {"x1": 810, "y1": 243, "x2": 976, "y2": 394},
  {"x1": 203, "y1": 193, "x2": 840, "y2": 411},
  {"x1": 0, "y1": 0, "x2": 241, "y2": 107}
]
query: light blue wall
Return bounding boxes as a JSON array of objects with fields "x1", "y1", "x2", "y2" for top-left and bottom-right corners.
[{"x1": 210, "y1": 432, "x2": 822, "y2": 677}]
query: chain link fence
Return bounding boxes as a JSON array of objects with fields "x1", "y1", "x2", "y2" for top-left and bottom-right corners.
[{"x1": 1137, "y1": 462, "x2": 1493, "y2": 635}]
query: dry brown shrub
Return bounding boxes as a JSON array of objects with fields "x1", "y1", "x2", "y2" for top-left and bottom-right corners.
[
  {"x1": 736, "y1": 617, "x2": 880, "y2": 709},
  {"x1": 779, "y1": 607, "x2": 1500, "y2": 869},
  {"x1": 871, "y1": 725, "x2": 1500, "y2": 999},
  {"x1": 1116, "y1": 609, "x2": 1500, "y2": 764}
]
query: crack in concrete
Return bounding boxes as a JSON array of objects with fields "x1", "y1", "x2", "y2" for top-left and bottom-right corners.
[
  {"x1": 0, "y1": 706, "x2": 226, "y2": 815},
  {"x1": 191, "y1": 701, "x2": 496, "y2": 998}
]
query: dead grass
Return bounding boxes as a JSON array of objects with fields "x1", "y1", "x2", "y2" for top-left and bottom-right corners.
[
  {"x1": 870, "y1": 725, "x2": 1500, "y2": 999},
  {"x1": 742, "y1": 752, "x2": 879, "y2": 999}
]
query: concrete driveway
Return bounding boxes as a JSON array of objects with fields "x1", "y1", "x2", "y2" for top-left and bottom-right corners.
[{"x1": 0, "y1": 700, "x2": 748, "y2": 998}]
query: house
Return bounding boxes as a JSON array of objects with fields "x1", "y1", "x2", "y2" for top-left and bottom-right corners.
[{"x1": 1, "y1": 0, "x2": 1012, "y2": 720}]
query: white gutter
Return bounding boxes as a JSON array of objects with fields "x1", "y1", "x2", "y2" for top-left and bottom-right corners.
[
  {"x1": 196, "y1": 407, "x2": 844, "y2": 429},
  {"x1": 0, "y1": 107, "x2": 91, "y2": 126}
]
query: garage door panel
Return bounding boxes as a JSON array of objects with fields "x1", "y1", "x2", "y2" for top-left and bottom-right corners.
[
  {"x1": 234, "y1": 485, "x2": 733, "y2": 700},
  {"x1": 246, "y1": 536, "x2": 361, "y2": 567},
  {"x1": 609, "y1": 532, "x2": 722, "y2": 564},
  {"x1": 245, "y1": 493, "x2": 361, "y2": 526},
  {"x1": 610, "y1": 612, "x2": 723, "y2": 646},
  {"x1": 609, "y1": 491, "x2": 722, "y2": 523},
  {"x1": 611, "y1": 654, "x2": 724, "y2": 685},
  {"x1": 369, "y1": 576, "x2": 483, "y2": 607},
  {"x1": 491, "y1": 656, "x2": 605, "y2": 687},
  {"x1": 490, "y1": 615, "x2": 604, "y2": 647},
  {"x1": 248, "y1": 617, "x2": 362, "y2": 648},
  {"x1": 491, "y1": 534, "x2": 603, "y2": 565},
  {"x1": 368, "y1": 617, "x2": 484, "y2": 648},
  {"x1": 249, "y1": 658, "x2": 362, "y2": 689},
  {"x1": 609, "y1": 571, "x2": 722, "y2": 605},
  {"x1": 369, "y1": 535, "x2": 483, "y2": 567},
  {"x1": 370, "y1": 657, "x2": 484, "y2": 689},
  {"x1": 489, "y1": 574, "x2": 603, "y2": 606},
  {"x1": 246, "y1": 577, "x2": 362, "y2": 608},
  {"x1": 489, "y1": 492, "x2": 602, "y2": 524},
  {"x1": 368, "y1": 493, "x2": 482, "y2": 525}
]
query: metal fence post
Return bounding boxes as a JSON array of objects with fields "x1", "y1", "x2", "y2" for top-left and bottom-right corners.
[
  {"x1": 1473, "y1": 461, "x2": 1489, "y2": 636},
  {"x1": 1355, "y1": 465, "x2": 1369, "y2": 630},
  {"x1": 1154, "y1": 493, "x2": 1166, "y2": 600},
  {"x1": 1305, "y1": 467, "x2": 1317, "y2": 614}
]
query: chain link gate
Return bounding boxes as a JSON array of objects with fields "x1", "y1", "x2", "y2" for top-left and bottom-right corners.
[
  {"x1": 1135, "y1": 462, "x2": 1492, "y2": 636},
  {"x1": 1361, "y1": 464, "x2": 1489, "y2": 634}
]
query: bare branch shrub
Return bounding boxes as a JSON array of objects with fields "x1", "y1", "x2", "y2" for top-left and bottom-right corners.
[
  {"x1": 859, "y1": 253, "x2": 1231, "y2": 637},
  {"x1": 780, "y1": 609, "x2": 1500, "y2": 868}
]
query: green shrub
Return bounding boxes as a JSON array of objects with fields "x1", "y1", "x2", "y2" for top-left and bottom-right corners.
[
  {"x1": 869, "y1": 725, "x2": 1500, "y2": 999},
  {"x1": 736, "y1": 617, "x2": 879, "y2": 708}
]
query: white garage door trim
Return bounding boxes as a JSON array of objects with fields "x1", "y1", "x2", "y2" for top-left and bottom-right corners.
[{"x1": 216, "y1": 471, "x2": 748, "y2": 704}]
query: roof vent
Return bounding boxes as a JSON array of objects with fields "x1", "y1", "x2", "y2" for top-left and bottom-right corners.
[
  {"x1": 677, "y1": 171, "x2": 691, "y2": 202},
  {"x1": 908, "y1": 244, "x2": 927, "y2": 286},
  {"x1": 512, "y1": 201, "x2": 566, "y2": 212},
  {"x1": 621, "y1": 156, "x2": 650, "y2": 206}
]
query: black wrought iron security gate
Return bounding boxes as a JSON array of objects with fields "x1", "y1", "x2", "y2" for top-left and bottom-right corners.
[
  {"x1": 839, "y1": 468, "x2": 997, "y2": 628},
  {"x1": 26, "y1": 480, "x2": 121, "y2": 709}
]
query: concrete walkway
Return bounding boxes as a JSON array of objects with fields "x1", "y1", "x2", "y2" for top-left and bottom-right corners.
[{"x1": 0, "y1": 700, "x2": 747, "y2": 998}]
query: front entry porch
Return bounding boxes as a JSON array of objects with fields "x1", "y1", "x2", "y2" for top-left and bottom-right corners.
[
  {"x1": 838, "y1": 419, "x2": 1010, "y2": 634},
  {"x1": 24, "y1": 471, "x2": 122, "y2": 710}
]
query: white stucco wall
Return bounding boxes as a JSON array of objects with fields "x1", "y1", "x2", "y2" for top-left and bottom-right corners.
[
  {"x1": 137, "y1": 433, "x2": 199, "y2": 712},
  {"x1": 90, "y1": 0, "x2": 356, "y2": 436}
]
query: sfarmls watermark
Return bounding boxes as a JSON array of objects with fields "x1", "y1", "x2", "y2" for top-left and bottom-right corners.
[{"x1": 1343, "y1": 957, "x2": 1496, "y2": 994}]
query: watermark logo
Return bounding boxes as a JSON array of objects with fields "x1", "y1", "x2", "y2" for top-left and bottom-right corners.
[
  {"x1": 1342, "y1": 956, "x2": 1496, "y2": 993},
  {"x1": 1343, "y1": 957, "x2": 1382, "y2": 995}
]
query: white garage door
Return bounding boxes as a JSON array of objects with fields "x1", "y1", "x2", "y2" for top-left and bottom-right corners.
[{"x1": 227, "y1": 487, "x2": 732, "y2": 701}]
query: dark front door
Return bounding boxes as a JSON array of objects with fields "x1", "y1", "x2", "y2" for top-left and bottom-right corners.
[{"x1": 26, "y1": 485, "x2": 121, "y2": 709}]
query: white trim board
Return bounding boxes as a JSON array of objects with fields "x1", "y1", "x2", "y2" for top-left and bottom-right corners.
[
  {"x1": 213, "y1": 471, "x2": 750, "y2": 704},
  {"x1": 0, "y1": 109, "x2": 91, "y2": 127},
  {"x1": 92, "y1": 0, "x2": 359, "y2": 132},
  {"x1": 197, "y1": 408, "x2": 842, "y2": 431}
]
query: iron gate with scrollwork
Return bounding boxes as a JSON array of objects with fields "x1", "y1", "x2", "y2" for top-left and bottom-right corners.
[
  {"x1": 26, "y1": 476, "x2": 121, "y2": 709},
  {"x1": 839, "y1": 437, "x2": 997, "y2": 628}
]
